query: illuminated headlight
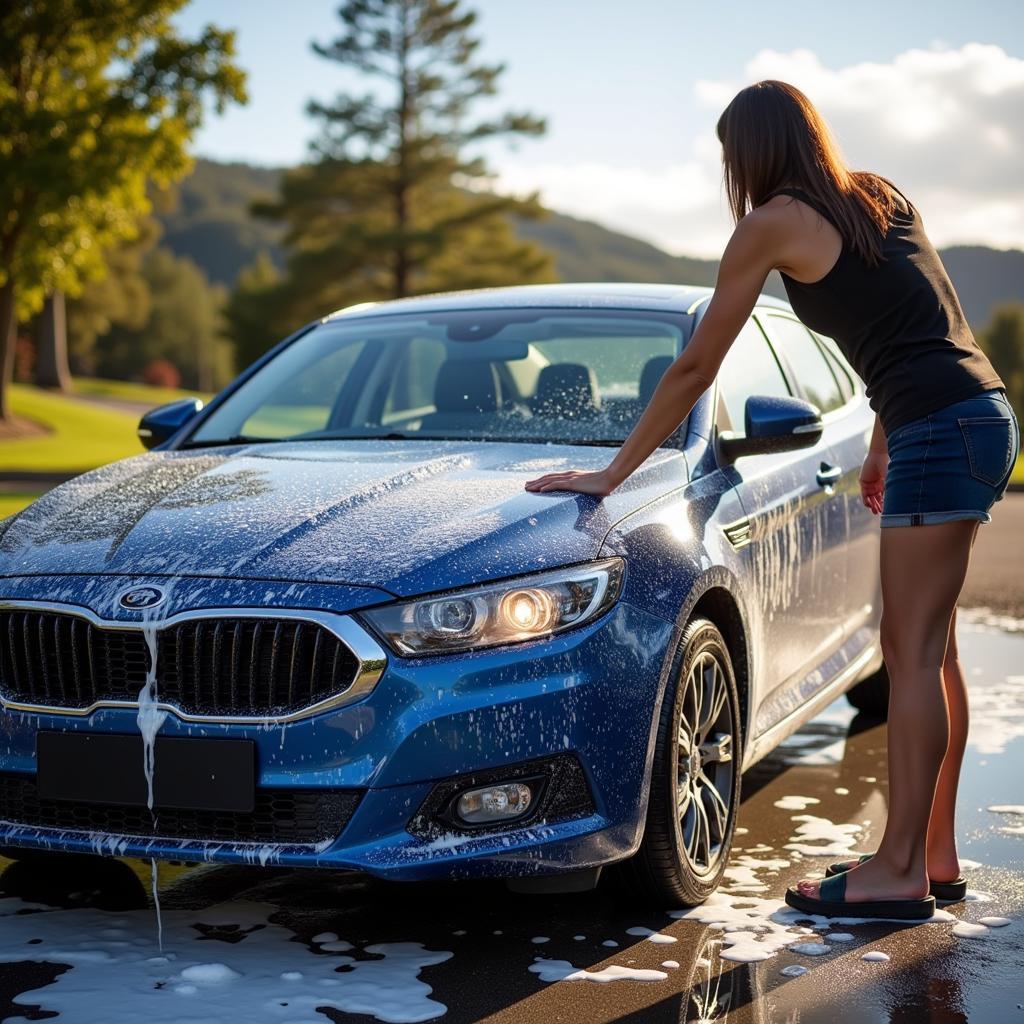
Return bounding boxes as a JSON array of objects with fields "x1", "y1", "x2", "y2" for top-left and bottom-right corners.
[{"x1": 360, "y1": 557, "x2": 624, "y2": 656}]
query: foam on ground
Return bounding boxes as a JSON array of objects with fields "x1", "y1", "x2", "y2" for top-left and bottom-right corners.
[
  {"x1": 529, "y1": 959, "x2": 668, "y2": 984},
  {"x1": 0, "y1": 899, "x2": 452, "y2": 1023}
]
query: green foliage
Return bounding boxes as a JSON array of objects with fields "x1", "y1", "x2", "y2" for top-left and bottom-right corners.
[
  {"x1": 227, "y1": 0, "x2": 556, "y2": 364},
  {"x1": 979, "y1": 301, "x2": 1024, "y2": 419},
  {"x1": 225, "y1": 251, "x2": 291, "y2": 371},
  {"x1": 95, "y1": 248, "x2": 233, "y2": 390},
  {"x1": 0, "y1": 0, "x2": 247, "y2": 416},
  {"x1": 66, "y1": 217, "x2": 162, "y2": 374}
]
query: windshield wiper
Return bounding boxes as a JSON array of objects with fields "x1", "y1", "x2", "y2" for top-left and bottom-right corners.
[{"x1": 179, "y1": 434, "x2": 284, "y2": 449}]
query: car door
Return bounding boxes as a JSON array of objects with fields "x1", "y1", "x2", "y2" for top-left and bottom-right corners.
[
  {"x1": 756, "y1": 311, "x2": 854, "y2": 647},
  {"x1": 803, "y1": 327, "x2": 882, "y2": 645},
  {"x1": 715, "y1": 314, "x2": 849, "y2": 727}
]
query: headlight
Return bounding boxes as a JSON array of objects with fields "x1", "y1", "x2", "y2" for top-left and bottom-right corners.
[{"x1": 360, "y1": 557, "x2": 625, "y2": 656}]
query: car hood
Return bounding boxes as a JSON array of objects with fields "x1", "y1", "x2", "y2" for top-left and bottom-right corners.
[{"x1": 0, "y1": 440, "x2": 687, "y2": 595}]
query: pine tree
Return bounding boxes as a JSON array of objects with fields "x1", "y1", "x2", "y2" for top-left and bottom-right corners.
[{"x1": 234, "y1": 0, "x2": 556, "y2": 362}]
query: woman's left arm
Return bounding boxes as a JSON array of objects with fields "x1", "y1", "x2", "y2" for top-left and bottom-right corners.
[{"x1": 524, "y1": 211, "x2": 783, "y2": 494}]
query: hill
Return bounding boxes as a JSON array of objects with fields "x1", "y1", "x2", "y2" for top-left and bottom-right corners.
[{"x1": 158, "y1": 159, "x2": 1020, "y2": 330}]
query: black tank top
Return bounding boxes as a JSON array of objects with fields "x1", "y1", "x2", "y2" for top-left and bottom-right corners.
[{"x1": 761, "y1": 184, "x2": 1003, "y2": 435}]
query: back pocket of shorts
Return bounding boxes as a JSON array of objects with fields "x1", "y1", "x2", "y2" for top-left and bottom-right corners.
[{"x1": 958, "y1": 415, "x2": 1015, "y2": 486}]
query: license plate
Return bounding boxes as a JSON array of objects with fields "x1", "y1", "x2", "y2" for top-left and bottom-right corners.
[{"x1": 36, "y1": 731, "x2": 256, "y2": 813}]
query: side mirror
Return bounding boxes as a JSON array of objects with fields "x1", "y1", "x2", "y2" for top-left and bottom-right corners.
[
  {"x1": 137, "y1": 398, "x2": 204, "y2": 450},
  {"x1": 718, "y1": 394, "x2": 823, "y2": 462}
]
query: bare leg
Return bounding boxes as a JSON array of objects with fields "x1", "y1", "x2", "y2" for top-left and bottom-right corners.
[
  {"x1": 830, "y1": 522, "x2": 979, "y2": 881},
  {"x1": 795, "y1": 518, "x2": 978, "y2": 902},
  {"x1": 926, "y1": 520, "x2": 979, "y2": 880}
]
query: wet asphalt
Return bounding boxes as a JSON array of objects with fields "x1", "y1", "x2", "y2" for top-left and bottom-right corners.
[{"x1": 0, "y1": 615, "x2": 1021, "y2": 1024}]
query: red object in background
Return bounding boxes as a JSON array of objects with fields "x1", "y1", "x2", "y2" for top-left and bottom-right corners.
[{"x1": 142, "y1": 359, "x2": 181, "y2": 389}]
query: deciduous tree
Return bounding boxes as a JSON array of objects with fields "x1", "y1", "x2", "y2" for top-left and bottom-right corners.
[
  {"x1": 0, "y1": 0, "x2": 246, "y2": 417},
  {"x1": 979, "y1": 302, "x2": 1024, "y2": 417}
]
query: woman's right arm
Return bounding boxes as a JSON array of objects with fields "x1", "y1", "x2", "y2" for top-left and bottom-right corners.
[{"x1": 860, "y1": 414, "x2": 888, "y2": 515}]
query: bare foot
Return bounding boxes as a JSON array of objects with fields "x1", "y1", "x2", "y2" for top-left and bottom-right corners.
[
  {"x1": 924, "y1": 845, "x2": 963, "y2": 883},
  {"x1": 796, "y1": 857, "x2": 930, "y2": 902},
  {"x1": 833, "y1": 847, "x2": 961, "y2": 882}
]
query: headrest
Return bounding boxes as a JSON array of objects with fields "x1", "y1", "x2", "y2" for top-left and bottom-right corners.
[
  {"x1": 433, "y1": 360, "x2": 500, "y2": 413},
  {"x1": 534, "y1": 362, "x2": 601, "y2": 419},
  {"x1": 639, "y1": 355, "x2": 673, "y2": 405}
]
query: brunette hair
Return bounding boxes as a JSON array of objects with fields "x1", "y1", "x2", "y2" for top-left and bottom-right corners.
[{"x1": 716, "y1": 80, "x2": 898, "y2": 266}]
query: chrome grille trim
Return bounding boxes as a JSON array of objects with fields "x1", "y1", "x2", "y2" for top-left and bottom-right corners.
[{"x1": 0, "y1": 600, "x2": 387, "y2": 724}]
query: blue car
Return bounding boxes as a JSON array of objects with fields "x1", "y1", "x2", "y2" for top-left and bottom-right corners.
[{"x1": 0, "y1": 283, "x2": 887, "y2": 905}]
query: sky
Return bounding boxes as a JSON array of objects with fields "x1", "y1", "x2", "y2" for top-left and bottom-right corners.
[{"x1": 174, "y1": 0, "x2": 1024, "y2": 259}]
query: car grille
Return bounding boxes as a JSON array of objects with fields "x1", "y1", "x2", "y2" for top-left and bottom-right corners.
[
  {"x1": 0, "y1": 771, "x2": 360, "y2": 846},
  {"x1": 0, "y1": 610, "x2": 362, "y2": 718}
]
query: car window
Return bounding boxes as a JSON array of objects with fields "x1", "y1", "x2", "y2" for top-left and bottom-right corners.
[
  {"x1": 382, "y1": 337, "x2": 448, "y2": 421},
  {"x1": 811, "y1": 330, "x2": 858, "y2": 400},
  {"x1": 240, "y1": 340, "x2": 368, "y2": 438},
  {"x1": 716, "y1": 318, "x2": 792, "y2": 432},
  {"x1": 762, "y1": 315, "x2": 844, "y2": 413},
  {"x1": 189, "y1": 310, "x2": 688, "y2": 446}
]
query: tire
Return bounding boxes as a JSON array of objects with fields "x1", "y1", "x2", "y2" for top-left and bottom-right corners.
[
  {"x1": 619, "y1": 617, "x2": 743, "y2": 907},
  {"x1": 845, "y1": 662, "x2": 890, "y2": 717}
]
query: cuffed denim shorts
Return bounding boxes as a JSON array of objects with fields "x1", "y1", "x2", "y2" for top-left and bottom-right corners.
[{"x1": 881, "y1": 388, "x2": 1021, "y2": 528}]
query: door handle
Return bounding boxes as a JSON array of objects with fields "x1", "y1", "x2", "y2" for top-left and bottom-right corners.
[{"x1": 816, "y1": 462, "x2": 842, "y2": 488}]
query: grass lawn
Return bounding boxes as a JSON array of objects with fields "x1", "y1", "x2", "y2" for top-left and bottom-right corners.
[
  {"x1": 1012, "y1": 454, "x2": 1024, "y2": 486},
  {"x1": 1, "y1": 384, "x2": 143, "y2": 474},
  {"x1": 73, "y1": 377, "x2": 212, "y2": 407}
]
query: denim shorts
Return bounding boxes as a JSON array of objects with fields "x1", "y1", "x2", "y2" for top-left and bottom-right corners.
[{"x1": 881, "y1": 388, "x2": 1021, "y2": 528}]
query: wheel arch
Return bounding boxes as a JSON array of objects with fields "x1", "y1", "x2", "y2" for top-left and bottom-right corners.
[
  {"x1": 688, "y1": 585, "x2": 750, "y2": 755},
  {"x1": 649, "y1": 566, "x2": 753, "y2": 786}
]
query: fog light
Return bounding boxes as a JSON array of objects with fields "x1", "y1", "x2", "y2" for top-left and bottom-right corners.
[{"x1": 455, "y1": 782, "x2": 533, "y2": 824}]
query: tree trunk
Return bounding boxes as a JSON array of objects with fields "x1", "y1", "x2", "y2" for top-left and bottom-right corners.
[
  {"x1": 35, "y1": 290, "x2": 72, "y2": 390},
  {"x1": 0, "y1": 279, "x2": 16, "y2": 422}
]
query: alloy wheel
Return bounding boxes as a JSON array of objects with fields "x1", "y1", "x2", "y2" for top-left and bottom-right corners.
[{"x1": 676, "y1": 649, "x2": 735, "y2": 873}]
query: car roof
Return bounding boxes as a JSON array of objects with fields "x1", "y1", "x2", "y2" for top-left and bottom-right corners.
[{"x1": 322, "y1": 282, "x2": 794, "y2": 322}]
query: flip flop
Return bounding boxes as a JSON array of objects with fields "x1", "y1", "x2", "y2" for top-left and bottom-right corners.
[
  {"x1": 784, "y1": 870, "x2": 936, "y2": 920},
  {"x1": 824, "y1": 853, "x2": 968, "y2": 902}
]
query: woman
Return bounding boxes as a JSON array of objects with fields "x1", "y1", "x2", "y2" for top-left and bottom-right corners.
[{"x1": 524, "y1": 80, "x2": 1020, "y2": 919}]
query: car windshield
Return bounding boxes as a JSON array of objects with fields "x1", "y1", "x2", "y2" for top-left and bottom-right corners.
[{"x1": 187, "y1": 309, "x2": 690, "y2": 446}]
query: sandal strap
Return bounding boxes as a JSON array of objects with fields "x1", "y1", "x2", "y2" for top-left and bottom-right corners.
[{"x1": 819, "y1": 871, "x2": 847, "y2": 902}]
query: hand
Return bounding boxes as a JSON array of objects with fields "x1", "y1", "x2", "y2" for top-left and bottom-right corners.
[
  {"x1": 524, "y1": 469, "x2": 615, "y2": 496},
  {"x1": 859, "y1": 451, "x2": 888, "y2": 515}
]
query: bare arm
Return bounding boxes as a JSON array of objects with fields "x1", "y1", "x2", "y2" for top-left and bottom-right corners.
[
  {"x1": 524, "y1": 211, "x2": 782, "y2": 494},
  {"x1": 859, "y1": 413, "x2": 889, "y2": 515},
  {"x1": 869, "y1": 412, "x2": 887, "y2": 455}
]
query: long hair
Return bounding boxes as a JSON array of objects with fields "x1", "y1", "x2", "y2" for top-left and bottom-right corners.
[{"x1": 716, "y1": 80, "x2": 898, "y2": 266}]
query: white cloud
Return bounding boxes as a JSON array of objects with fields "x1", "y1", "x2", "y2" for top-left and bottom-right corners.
[{"x1": 491, "y1": 42, "x2": 1024, "y2": 259}]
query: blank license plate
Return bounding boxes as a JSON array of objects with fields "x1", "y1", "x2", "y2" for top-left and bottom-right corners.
[{"x1": 36, "y1": 731, "x2": 256, "y2": 813}]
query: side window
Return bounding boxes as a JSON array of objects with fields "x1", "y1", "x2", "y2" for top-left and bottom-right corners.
[
  {"x1": 240, "y1": 340, "x2": 366, "y2": 438},
  {"x1": 716, "y1": 318, "x2": 792, "y2": 431},
  {"x1": 812, "y1": 330, "x2": 858, "y2": 401},
  {"x1": 762, "y1": 315, "x2": 844, "y2": 413},
  {"x1": 382, "y1": 337, "x2": 448, "y2": 419}
]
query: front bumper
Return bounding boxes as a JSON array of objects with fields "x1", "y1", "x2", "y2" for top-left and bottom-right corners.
[{"x1": 0, "y1": 576, "x2": 675, "y2": 881}]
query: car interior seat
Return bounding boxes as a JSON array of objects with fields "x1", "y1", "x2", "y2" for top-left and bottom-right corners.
[
  {"x1": 639, "y1": 355, "x2": 673, "y2": 405},
  {"x1": 417, "y1": 359, "x2": 502, "y2": 432},
  {"x1": 531, "y1": 363, "x2": 602, "y2": 420}
]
